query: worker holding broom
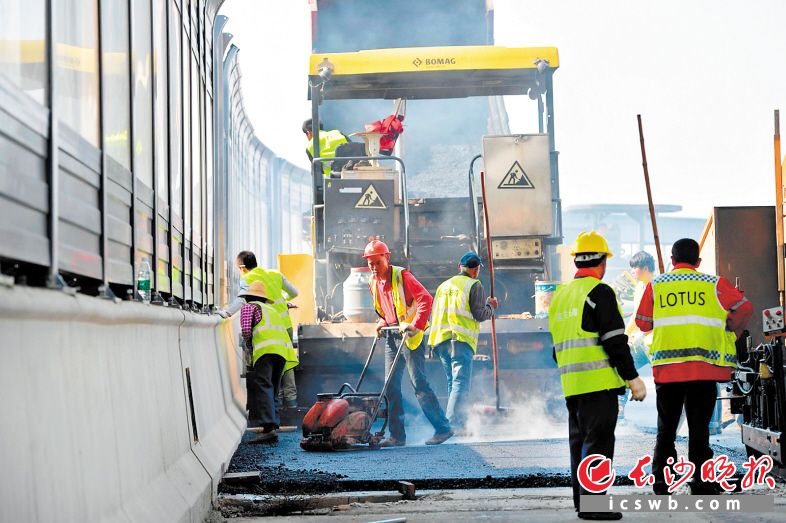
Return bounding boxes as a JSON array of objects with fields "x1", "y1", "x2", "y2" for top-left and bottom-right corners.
[
  {"x1": 428, "y1": 251, "x2": 497, "y2": 434},
  {"x1": 549, "y1": 231, "x2": 646, "y2": 520},
  {"x1": 364, "y1": 240, "x2": 454, "y2": 447}
]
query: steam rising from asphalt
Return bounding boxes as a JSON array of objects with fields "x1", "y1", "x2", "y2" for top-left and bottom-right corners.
[{"x1": 460, "y1": 389, "x2": 566, "y2": 443}]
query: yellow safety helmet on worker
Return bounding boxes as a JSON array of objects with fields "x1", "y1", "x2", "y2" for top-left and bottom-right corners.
[{"x1": 570, "y1": 231, "x2": 614, "y2": 260}]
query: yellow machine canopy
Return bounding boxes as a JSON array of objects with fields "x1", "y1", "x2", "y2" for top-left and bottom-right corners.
[{"x1": 308, "y1": 45, "x2": 559, "y2": 100}]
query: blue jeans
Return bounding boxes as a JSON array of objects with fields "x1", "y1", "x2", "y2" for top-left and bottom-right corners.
[
  {"x1": 434, "y1": 339, "x2": 474, "y2": 429},
  {"x1": 384, "y1": 332, "x2": 451, "y2": 441}
]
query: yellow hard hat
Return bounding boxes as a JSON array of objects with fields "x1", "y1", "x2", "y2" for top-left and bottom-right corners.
[{"x1": 570, "y1": 231, "x2": 614, "y2": 259}]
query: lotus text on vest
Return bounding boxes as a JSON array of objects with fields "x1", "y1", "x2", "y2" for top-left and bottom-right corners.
[{"x1": 658, "y1": 291, "x2": 707, "y2": 308}]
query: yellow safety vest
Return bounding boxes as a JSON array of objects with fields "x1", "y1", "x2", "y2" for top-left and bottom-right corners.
[
  {"x1": 549, "y1": 277, "x2": 626, "y2": 398},
  {"x1": 428, "y1": 274, "x2": 481, "y2": 352},
  {"x1": 249, "y1": 301, "x2": 298, "y2": 370},
  {"x1": 650, "y1": 268, "x2": 737, "y2": 368},
  {"x1": 370, "y1": 266, "x2": 425, "y2": 350},
  {"x1": 243, "y1": 267, "x2": 293, "y2": 330},
  {"x1": 307, "y1": 130, "x2": 348, "y2": 177}
]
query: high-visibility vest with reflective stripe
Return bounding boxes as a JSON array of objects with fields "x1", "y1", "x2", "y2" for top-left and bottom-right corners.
[
  {"x1": 243, "y1": 267, "x2": 293, "y2": 330},
  {"x1": 307, "y1": 130, "x2": 348, "y2": 177},
  {"x1": 249, "y1": 301, "x2": 299, "y2": 370},
  {"x1": 549, "y1": 277, "x2": 626, "y2": 398},
  {"x1": 428, "y1": 274, "x2": 480, "y2": 351},
  {"x1": 370, "y1": 266, "x2": 424, "y2": 350},
  {"x1": 650, "y1": 268, "x2": 737, "y2": 368}
]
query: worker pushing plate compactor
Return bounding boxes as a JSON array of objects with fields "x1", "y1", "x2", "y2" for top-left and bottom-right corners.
[
  {"x1": 300, "y1": 134, "x2": 554, "y2": 451},
  {"x1": 301, "y1": 327, "x2": 406, "y2": 451}
]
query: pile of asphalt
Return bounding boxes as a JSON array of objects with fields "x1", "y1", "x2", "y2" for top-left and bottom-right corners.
[
  {"x1": 221, "y1": 425, "x2": 752, "y2": 497},
  {"x1": 223, "y1": 432, "x2": 346, "y2": 495}
]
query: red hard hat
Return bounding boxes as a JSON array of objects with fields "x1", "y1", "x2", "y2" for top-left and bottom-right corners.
[{"x1": 363, "y1": 240, "x2": 390, "y2": 258}]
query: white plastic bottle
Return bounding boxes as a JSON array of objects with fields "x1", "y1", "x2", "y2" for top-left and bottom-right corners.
[{"x1": 137, "y1": 261, "x2": 152, "y2": 304}]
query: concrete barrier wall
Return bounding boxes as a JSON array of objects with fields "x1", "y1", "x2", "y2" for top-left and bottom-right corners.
[{"x1": 0, "y1": 286, "x2": 246, "y2": 523}]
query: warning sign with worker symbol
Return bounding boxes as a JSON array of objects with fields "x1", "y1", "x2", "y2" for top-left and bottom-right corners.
[
  {"x1": 355, "y1": 184, "x2": 387, "y2": 209},
  {"x1": 498, "y1": 161, "x2": 534, "y2": 189}
]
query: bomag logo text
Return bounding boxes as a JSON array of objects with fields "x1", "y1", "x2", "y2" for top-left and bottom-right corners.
[{"x1": 425, "y1": 58, "x2": 456, "y2": 66}]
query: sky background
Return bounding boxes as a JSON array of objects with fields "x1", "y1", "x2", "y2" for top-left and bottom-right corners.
[{"x1": 220, "y1": 0, "x2": 786, "y2": 219}]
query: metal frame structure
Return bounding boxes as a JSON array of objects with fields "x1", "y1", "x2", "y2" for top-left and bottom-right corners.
[
  {"x1": 0, "y1": 0, "x2": 311, "y2": 311},
  {"x1": 305, "y1": 45, "x2": 562, "y2": 302}
]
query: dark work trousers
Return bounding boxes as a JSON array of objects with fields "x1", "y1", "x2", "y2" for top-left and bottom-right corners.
[
  {"x1": 566, "y1": 389, "x2": 619, "y2": 511},
  {"x1": 384, "y1": 332, "x2": 451, "y2": 442},
  {"x1": 653, "y1": 380, "x2": 717, "y2": 490},
  {"x1": 248, "y1": 353, "x2": 286, "y2": 432}
]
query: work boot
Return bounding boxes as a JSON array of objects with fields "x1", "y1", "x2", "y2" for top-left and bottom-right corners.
[
  {"x1": 577, "y1": 512, "x2": 622, "y2": 520},
  {"x1": 250, "y1": 430, "x2": 278, "y2": 444},
  {"x1": 285, "y1": 399, "x2": 298, "y2": 409},
  {"x1": 425, "y1": 430, "x2": 454, "y2": 445},
  {"x1": 379, "y1": 437, "x2": 405, "y2": 448}
]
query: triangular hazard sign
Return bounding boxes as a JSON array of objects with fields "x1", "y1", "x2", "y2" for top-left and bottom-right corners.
[
  {"x1": 355, "y1": 184, "x2": 387, "y2": 209},
  {"x1": 498, "y1": 161, "x2": 534, "y2": 189}
]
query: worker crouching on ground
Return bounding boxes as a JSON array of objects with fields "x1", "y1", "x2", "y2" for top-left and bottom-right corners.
[
  {"x1": 228, "y1": 251, "x2": 300, "y2": 409},
  {"x1": 364, "y1": 240, "x2": 454, "y2": 447},
  {"x1": 549, "y1": 231, "x2": 646, "y2": 521},
  {"x1": 428, "y1": 251, "x2": 497, "y2": 433},
  {"x1": 635, "y1": 238, "x2": 753, "y2": 495},
  {"x1": 240, "y1": 281, "x2": 299, "y2": 443}
]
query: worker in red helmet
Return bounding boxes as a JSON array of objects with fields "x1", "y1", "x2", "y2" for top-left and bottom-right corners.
[{"x1": 363, "y1": 240, "x2": 453, "y2": 446}]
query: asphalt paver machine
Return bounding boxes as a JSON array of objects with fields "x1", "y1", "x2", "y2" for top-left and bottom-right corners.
[{"x1": 297, "y1": 44, "x2": 565, "y2": 414}]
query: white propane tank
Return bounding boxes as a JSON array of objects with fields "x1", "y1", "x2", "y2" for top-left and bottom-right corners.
[{"x1": 343, "y1": 267, "x2": 376, "y2": 322}]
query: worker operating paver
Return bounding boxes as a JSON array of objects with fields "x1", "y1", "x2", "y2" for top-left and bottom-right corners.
[
  {"x1": 428, "y1": 251, "x2": 498, "y2": 433},
  {"x1": 635, "y1": 238, "x2": 753, "y2": 495},
  {"x1": 363, "y1": 240, "x2": 454, "y2": 447},
  {"x1": 549, "y1": 231, "x2": 646, "y2": 521},
  {"x1": 302, "y1": 118, "x2": 348, "y2": 177}
]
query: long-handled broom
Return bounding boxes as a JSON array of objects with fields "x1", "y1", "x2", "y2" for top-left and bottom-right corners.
[{"x1": 480, "y1": 170, "x2": 502, "y2": 411}]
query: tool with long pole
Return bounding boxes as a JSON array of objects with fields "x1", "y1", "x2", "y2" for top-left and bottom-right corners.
[
  {"x1": 774, "y1": 110, "x2": 785, "y2": 308},
  {"x1": 480, "y1": 171, "x2": 501, "y2": 411},
  {"x1": 637, "y1": 114, "x2": 665, "y2": 273}
]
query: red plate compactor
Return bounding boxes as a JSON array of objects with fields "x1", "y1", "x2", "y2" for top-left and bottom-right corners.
[{"x1": 300, "y1": 327, "x2": 406, "y2": 451}]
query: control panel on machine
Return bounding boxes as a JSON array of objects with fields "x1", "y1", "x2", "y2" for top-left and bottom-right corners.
[
  {"x1": 762, "y1": 306, "x2": 785, "y2": 336},
  {"x1": 324, "y1": 178, "x2": 396, "y2": 252},
  {"x1": 491, "y1": 238, "x2": 542, "y2": 260}
]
